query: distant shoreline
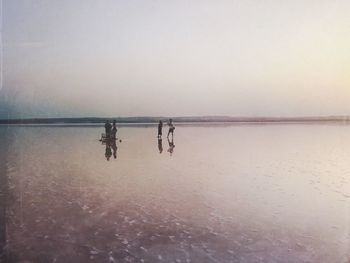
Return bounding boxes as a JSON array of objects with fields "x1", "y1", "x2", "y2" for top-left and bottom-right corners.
[{"x1": 0, "y1": 116, "x2": 349, "y2": 125}]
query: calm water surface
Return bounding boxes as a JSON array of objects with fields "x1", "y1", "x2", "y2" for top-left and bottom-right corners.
[{"x1": 0, "y1": 124, "x2": 350, "y2": 262}]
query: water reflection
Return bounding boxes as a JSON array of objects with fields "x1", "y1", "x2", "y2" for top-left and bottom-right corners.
[
  {"x1": 101, "y1": 138, "x2": 118, "y2": 161},
  {"x1": 167, "y1": 137, "x2": 175, "y2": 156},
  {"x1": 157, "y1": 138, "x2": 163, "y2": 154},
  {"x1": 111, "y1": 140, "x2": 117, "y2": 159},
  {"x1": 2, "y1": 125, "x2": 350, "y2": 262},
  {"x1": 105, "y1": 141, "x2": 112, "y2": 161}
]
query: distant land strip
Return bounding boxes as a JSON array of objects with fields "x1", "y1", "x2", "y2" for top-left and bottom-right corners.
[{"x1": 0, "y1": 116, "x2": 350, "y2": 124}]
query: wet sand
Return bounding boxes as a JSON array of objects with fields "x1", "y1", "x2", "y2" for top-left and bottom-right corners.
[{"x1": 0, "y1": 124, "x2": 350, "y2": 262}]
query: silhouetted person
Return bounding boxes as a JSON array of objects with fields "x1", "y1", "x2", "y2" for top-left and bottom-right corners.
[
  {"x1": 167, "y1": 119, "x2": 175, "y2": 138},
  {"x1": 167, "y1": 136, "x2": 175, "y2": 156},
  {"x1": 105, "y1": 120, "x2": 112, "y2": 138},
  {"x1": 158, "y1": 137, "x2": 163, "y2": 154},
  {"x1": 111, "y1": 120, "x2": 117, "y2": 139},
  {"x1": 105, "y1": 140, "x2": 112, "y2": 161},
  {"x1": 111, "y1": 140, "x2": 118, "y2": 159},
  {"x1": 158, "y1": 120, "x2": 163, "y2": 138}
]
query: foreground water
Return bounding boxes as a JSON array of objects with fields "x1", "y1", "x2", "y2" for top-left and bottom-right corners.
[{"x1": 0, "y1": 124, "x2": 350, "y2": 262}]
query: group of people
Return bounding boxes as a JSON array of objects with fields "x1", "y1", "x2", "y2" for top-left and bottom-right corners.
[
  {"x1": 103, "y1": 119, "x2": 175, "y2": 140},
  {"x1": 104, "y1": 120, "x2": 118, "y2": 139},
  {"x1": 102, "y1": 120, "x2": 118, "y2": 161},
  {"x1": 157, "y1": 119, "x2": 176, "y2": 155},
  {"x1": 157, "y1": 119, "x2": 175, "y2": 138},
  {"x1": 102, "y1": 119, "x2": 176, "y2": 160}
]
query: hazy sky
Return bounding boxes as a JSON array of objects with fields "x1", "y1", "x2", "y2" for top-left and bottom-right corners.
[{"x1": 1, "y1": 0, "x2": 350, "y2": 118}]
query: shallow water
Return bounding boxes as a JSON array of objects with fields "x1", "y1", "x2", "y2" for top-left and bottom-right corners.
[{"x1": 0, "y1": 124, "x2": 350, "y2": 262}]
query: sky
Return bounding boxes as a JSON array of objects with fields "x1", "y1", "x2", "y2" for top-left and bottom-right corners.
[{"x1": 1, "y1": 0, "x2": 350, "y2": 118}]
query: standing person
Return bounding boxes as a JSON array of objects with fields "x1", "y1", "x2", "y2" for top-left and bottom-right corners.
[
  {"x1": 111, "y1": 120, "x2": 117, "y2": 139},
  {"x1": 105, "y1": 120, "x2": 112, "y2": 139},
  {"x1": 157, "y1": 120, "x2": 163, "y2": 138},
  {"x1": 167, "y1": 119, "x2": 175, "y2": 138}
]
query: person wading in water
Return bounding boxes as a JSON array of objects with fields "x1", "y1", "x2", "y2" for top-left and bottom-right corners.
[
  {"x1": 167, "y1": 119, "x2": 175, "y2": 139},
  {"x1": 158, "y1": 120, "x2": 163, "y2": 138},
  {"x1": 105, "y1": 120, "x2": 112, "y2": 139},
  {"x1": 111, "y1": 120, "x2": 117, "y2": 139}
]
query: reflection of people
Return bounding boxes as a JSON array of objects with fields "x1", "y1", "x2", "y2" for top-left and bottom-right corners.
[
  {"x1": 167, "y1": 119, "x2": 175, "y2": 138},
  {"x1": 158, "y1": 137, "x2": 163, "y2": 154},
  {"x1": 101, "y1": 122, "x2": 120, "y2": 161},
  {"x1": 157, "y1": 120, "x2": 163, "y2": 138},
  {"x1": 105, "y1": 140, "x2": 112, "y2": 161},
  {"x1": 167, "y1": 137, "x2": 175, "y2": 156},
  {"x1": 105, "y1": 120, "x2": 112, "y2": 138},
  {"x1": 111, "y1": 140, "x2": 118, "y2": 159},
  {"x1": 111, "y1": 120, "x2": 117, "y2": 139}
]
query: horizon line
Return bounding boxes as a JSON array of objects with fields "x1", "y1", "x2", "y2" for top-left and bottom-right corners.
[{"x1": 1, "y1": 115, "x2": 350, "y2": 124}]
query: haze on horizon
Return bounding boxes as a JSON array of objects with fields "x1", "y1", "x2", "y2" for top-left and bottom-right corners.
[{"x1": 0, "y1": 0, "x2": 349, "y2": 119}]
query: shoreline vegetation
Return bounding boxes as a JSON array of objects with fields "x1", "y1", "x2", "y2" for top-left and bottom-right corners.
[{"x1": 0, "y1": 116, "x2": 350, "y2": 125}]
